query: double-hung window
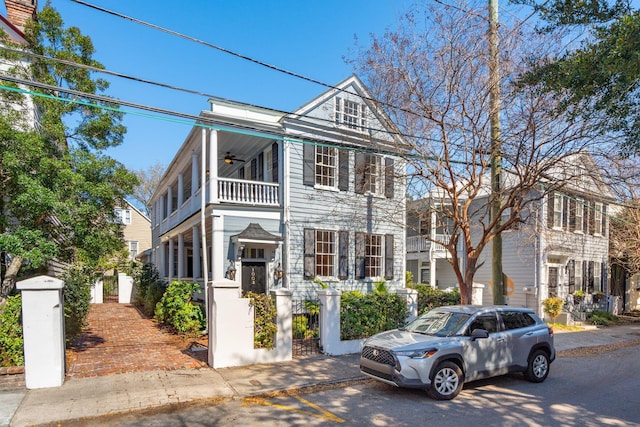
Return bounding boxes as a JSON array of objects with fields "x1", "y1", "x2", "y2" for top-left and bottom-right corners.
[
  {"x1": 575, "y1": 199, "x2": 584, "y2": 233},
  {"x1": 364, "y1": 234, "x2": 383, "y2": 277},
  {"x1": 335, "y1": 97, "x2": 367, "y2": 131},
  {"x1": 315, "y1": 146, "x2": 337, "y2": 188},
  {"x1": 115, "y1": 208, "x2": 132, "y2": 225},
  {"x1": 594, "y1": 202, "x2": 603, "y2": 235},
  {"x1": 315, "y1": 230, "x2": 336, "y2": 277},
  {"x1": 363, "y1": 155, "x2": 383, "y2": 195},
  {"x1": 128, "y1": 241, "x2": 138, "y2": 259},
  {"x1": 553, "y1": 194, "x2": 563, "y2": 229}
]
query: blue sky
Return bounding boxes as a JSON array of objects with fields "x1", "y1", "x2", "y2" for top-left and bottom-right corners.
[{"x1": 4, "y1": 0, "x2": 413, "y2": 172}]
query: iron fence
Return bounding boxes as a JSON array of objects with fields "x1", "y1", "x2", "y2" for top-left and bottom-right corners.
[{"x1": 292, "y1": 298, "x2": 321, "y2": 357}]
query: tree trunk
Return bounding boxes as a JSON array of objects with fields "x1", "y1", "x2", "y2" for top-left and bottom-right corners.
[{"x1": 0, "y1": 255, "x2": 23, "y2": 301}]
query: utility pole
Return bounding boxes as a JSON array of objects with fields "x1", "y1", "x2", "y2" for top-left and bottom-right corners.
[{"x1": 489, "y1": 0, "x2": 504, "y2": 304}]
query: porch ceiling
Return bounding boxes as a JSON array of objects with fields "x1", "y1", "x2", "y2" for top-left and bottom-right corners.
[{"x1": 216, "y1": 131, "x2": 275, "y2": 177}]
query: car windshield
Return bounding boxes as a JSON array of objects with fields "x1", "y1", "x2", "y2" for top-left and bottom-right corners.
[{"x1": 404, "y1": 310, "x2": 471, "y2": 337}]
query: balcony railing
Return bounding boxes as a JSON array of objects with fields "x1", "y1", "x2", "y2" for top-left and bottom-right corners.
[
  {"x1": 218, "y1": 178, "x2": 280, "y2": 206},
  {"x1": 407, "y1": 234, "x2": 448, "y2": 254}
]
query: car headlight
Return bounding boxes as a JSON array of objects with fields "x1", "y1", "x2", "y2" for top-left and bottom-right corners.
[{"x1": 394, "y1": 348, "x2": 438, "y2": 359}]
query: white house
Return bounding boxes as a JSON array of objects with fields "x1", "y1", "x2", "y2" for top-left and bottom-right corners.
[
  {"x1": 407, "y1": 154, "x2": 614, "y2": 316},
  {"x1": 148, "y1": 75, "x2": 409, "y2": 300}
]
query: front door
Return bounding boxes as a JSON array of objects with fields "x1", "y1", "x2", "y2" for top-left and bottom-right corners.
[
  {"x1": 548, "y1": 267, "x2": 558, "y2": 297},
  {"x1": 242, "y1": 262, "x2": 266, "y2": 294}
]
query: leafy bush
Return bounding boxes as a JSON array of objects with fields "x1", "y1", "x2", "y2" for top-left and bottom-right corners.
[
  {"x1": 292, "y1": 314, "x2": 308, "y2": 337},
  {"x1": 542, "y1": 297, "x2": 564, "y2": 322},
  {"x1": 154, "y1": 281, "x2": 205, "y2": 337},
  {"x1": 408, "y1": 284, "x2": 461, "y2": 314},
  {"x1": 588, "y1": 310, "x2": 618, "y2": 326},
  {"x1": 132, "y1": 264, "x2": 166, "y2": 316},
  {"x1": 62, "y1": 264, "x2": 95, "y2": 343},
  {"x1": 340, "y1": 292, "x2": 408, "y2": 340},
  {"x1": 0, "y1": 295, "x2": 23, "y2": 367},
  {"x1": 246, "y1": 292, "x2": 277, "y2": 349}
]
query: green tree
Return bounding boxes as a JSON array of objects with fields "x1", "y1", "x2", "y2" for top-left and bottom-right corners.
[
  {"x1": 0, "y1": 3, "x2": 137, "y2": 300},
  {"x1": 517, "y1": 0, "x2": 640, "y2": 153}
]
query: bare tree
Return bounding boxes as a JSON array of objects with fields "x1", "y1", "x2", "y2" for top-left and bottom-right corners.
[
  {"x1": 349, "y1": 1, "x2": 609, "y2": 303},
  {"x1": 132, "y1": 162, "x2": 166, "y2": 215}
]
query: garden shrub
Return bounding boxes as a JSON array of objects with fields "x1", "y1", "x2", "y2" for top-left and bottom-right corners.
[
  {"x1": 246, "y1": 291, "x2": 277, "y2": 349},
  {"x1": 340, "y1": 291, "x2": 408, "y2": 340},
  {"x1": 132, "y1": 263, "x2": 166, "y2": 317},
  {"x1": 0, "y1": 295, "x2": 24, "y2": 367},
  {"x1": 408, "y1": 284, "x2": 460, "y2": 315},
  {"x1": 62, "y1": 264, "x2": 95, "y2": 343},
  {"x1": 154, "y1": 281, "x2": 205, "y2": 337},
  {"x1": 542, "y1": 297, "x2": 564, "y2": 322},
  {"x1": 588, "y1": 310, "x2": 618, "y2": 326}
]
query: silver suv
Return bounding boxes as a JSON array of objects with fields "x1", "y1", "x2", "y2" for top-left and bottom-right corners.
[{"x1": 360, "y1": 305, "x2": 555, "y2": 400}]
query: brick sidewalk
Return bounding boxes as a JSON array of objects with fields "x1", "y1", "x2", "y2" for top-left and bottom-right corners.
[{"x1": 66, "y1": 304, "x2": 208, "y2": 379}]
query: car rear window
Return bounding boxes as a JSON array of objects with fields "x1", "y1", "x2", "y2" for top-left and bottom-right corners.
[{"x1": 501, "y1": 311, "x2": 536, "y2": 330}]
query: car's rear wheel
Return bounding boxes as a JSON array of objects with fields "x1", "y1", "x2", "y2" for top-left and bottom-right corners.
[
  {"x1": 428, "y1": 361, "x2": 463, "y2": 400},
  {"x1": 526, "y1": 349, "x2": 550, "y2": 383}
]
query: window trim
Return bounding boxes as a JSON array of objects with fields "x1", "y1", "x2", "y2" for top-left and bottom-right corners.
[
  {"x1": 552, "y1": 194, "x2": 563, "y2": 229},
  {"x1": 594, "y1": 202, "x2": 603, "y2": 236},
  {"x1": 314, "y1": 146, "x2": 338, "y2": 190},
  {"x1": 335, "y1": 97, "x2": 367, "y2": 132}
]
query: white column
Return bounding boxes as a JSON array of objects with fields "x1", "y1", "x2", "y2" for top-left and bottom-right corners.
[
  {"x1": 17, "y1": 276, "x2": 65, "y2": 389},
  {"x1": 178, "y1": 233, "x2": 185, "y2": 278},
  {"x1": 191, "y1": 151, "x2": 199, "y2": 197},
  {"x1": 168, "y1": 238, "x2": 174, "y2": 281},
  {"x1": 192, "y1": 225, "x2": 201, "y2": 279},
  {"x1": 159, "y1": 243, "x2": 165, "y2": 277},
  {"x1": 212, "y1": 215, "x2": 224, "y2": 280},
  {"x1": 209, "y1": 129, "x2": 218, "y2": 204},
  {"x1": 177, "y1": 173, "x2": 184, "y2": 207}
]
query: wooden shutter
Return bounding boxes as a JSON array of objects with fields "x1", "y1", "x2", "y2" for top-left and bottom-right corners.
[
  {"x1": 602, "y1": 204, "x2": 607, "y2": 236},
  {"x1": 587, "y1": 261, "x2": 594, "y2": 292},
  {"x1": 271, "y1": 142, "x2": 279, "y2": 183},
  {"x1": 303, "y1": 143, "x2": 315, "y2": 186},
  {"x1": 582, "y1": 260, "x2": 588, "y2": 291},
  {"x1": 568, "y1": 260, "x2": 575, "y2": 293},
  {"x1": 257, "y1": 153, "x2": 264, "y2": 181},
  {"x1": 384, "y1": 234, "x2": 394, "y2": 280},
  {"x1": 338, "y1": 149, "x2": 349, "y2": 191},
  {"x1": 562, "y1": 196, "x2": 568, "y2": 230},
  {"x1": 250, "y1": 159, "x2": 257, "y2": 180},
  {"x1": 355, "y1": 232, "x2": 365, "y2": 279},
  {"x1": 568, "y1": 198, "x2": 576, "y2": 231},
  {"x1": 354, "y1": 152, "x2": 366, "y2": 194},
  {"x1": 547, "y1": 193, "x2": 555, "y2": 229},
  {"x1": 303, "y1": 228, "x2": 315, "y2": 279},
  {"x1": 338, "y1": 231, "x2": 349, "y2": 279},
  {"x1": 583, "y1": 201, "x2": 589, "y2": 234},
  {"x1": 384, "y1": 158, "x2": 394, "y2": 199},
  {"x1": 588, "y1": 200, "x2": 595, "y2": 235}
]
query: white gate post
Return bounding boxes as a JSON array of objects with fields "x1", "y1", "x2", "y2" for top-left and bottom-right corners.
[
  {"x1": 396, "y1": 288, "x2": 419, "y2": 322},
  {"x1": 17, "y1": 275, "x2": 65, "y2": 389},
  {"x1": 118, "y1": 273, "x2": 133, "y2": 303},
  {"x1": 318, "y1": 288, "x2": 341, "y2": 355}
]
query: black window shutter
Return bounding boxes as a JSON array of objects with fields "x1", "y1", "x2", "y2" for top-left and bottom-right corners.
[
  {"x1": 568, "y1": 260, "x2": 575, "y2": 293},
  {"x1": 338, "y1": 150, "x2": 349, "y2": 191},
  {"x1": 582, "y1": 260, "x2": 587, "y2": 291},
  {"x1": 385, "y1": 158, "x2": 394, "y2": 199},
  {"x1": 303, "y1": 144, "x2": 315, "y2": 186},
  {"x1": 562, "y1": 196, "x2": 568, "y2": 230},
  {"x1": 547, "y1": 193, "x2": 554, "y2": 228},
  {"x1": 583, "y1": 201, "x2": 589, "y2": 233},
  {"x1": 568, "y1": 198, "x2": 576, "y2": 231},
  {"x1": 238, "y1": 167, "x2": 244, "y2": 180},
  {"x1": 250, "y1": 159, "x2": 257, "y2": 180},
  {"x1": 587, "y1": 261, "x2": 594, "y2": 292},
  {"x1": 602, "y1": 204, "x2": 607, "y2": 236},
  {"x1": 271, "y1": 142, "x2": 279, "y2": 183},
  {"x1": 588, "y1": 201, "x2": 595, "y2": 235},
  {"x1": 257, "y1": 152, "x2": 264, "y2": 181},
  {"x1": 355, "y1": 232, "x2": 365, "y2": 279},
  {"x1": 338, "y1": 231, "x2": 349, "y2": 279},
  {"x1": 304, "y1": 228, "x2": 315, "y2": 279},
  {"x1": 354, "y1": 152, "x2": 365, "y2": 194},
  {"x1": 384, "y1": 234, "x2": 394, "y2": 280}
]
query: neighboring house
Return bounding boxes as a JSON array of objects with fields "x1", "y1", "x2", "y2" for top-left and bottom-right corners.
[
  {"x1": 115, "y1": 201, "x2": 152, "y2": 262},
  {"x1": 407, "y1": 154, "x2": 614, "y2": 316},
  {"x1": 148, "y1": 75, "x2": 409, "y2": 299}
]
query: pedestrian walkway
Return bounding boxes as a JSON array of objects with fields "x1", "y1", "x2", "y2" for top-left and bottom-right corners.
[
  {"x1": 67, "y1": 303, "x2": 206, "y2": 378},
  {"x1": 4, "y1": 316, "x2": 640, "y2": 426}
]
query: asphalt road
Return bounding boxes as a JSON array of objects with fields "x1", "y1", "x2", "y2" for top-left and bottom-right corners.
[{"x1": 89, "y1": 345, "x2": 640, "y2": 426}]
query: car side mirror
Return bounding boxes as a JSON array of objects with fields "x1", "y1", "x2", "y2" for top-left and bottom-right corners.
[{"x1": 471, "y1": 329, "x2": 489, "y2": 340}]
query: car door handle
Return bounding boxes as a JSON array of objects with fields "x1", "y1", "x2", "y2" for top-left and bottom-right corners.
[{"x1": 496, "y1": 337, "x2": 505, "y2": 342}]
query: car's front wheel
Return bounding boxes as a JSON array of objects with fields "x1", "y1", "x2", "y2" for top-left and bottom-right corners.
[
  {"x1": 428, "y1": 361, "x2": 463, "y2": 400},
  {"x1": 526, "y1": 349, "x2": 550, "y2": 383}
]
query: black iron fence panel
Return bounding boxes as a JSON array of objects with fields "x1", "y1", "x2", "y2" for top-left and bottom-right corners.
[{"x1": 292, "y1": 298, "x2": 321, "y2": 357}]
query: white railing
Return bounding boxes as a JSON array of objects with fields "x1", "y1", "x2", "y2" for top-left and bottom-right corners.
[
  {"x1": 406, "y1": 234, "x2": 448, "y2": 254},
  {"x1": 218, "y1": 178, "x2": 280, "y2": 206}
]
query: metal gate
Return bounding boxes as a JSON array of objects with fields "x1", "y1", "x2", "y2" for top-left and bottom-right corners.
[
  {"x1": 103, "y1": 275, "x2": 118, "y2": 303},
  {"x1": 292, "y1": 299, "x2": 321, "y2": 357}
]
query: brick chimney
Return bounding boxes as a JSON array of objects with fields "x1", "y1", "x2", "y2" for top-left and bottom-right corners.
[{"x1": 4, "y1": 0, "x2": 37, "y2": 32}]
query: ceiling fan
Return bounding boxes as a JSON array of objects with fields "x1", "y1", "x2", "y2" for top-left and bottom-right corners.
[{"x1": 222, "y1": 152, "x2": 245, "y2": 164}]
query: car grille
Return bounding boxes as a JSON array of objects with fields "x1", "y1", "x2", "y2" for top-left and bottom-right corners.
[{"x1": 362, "y1": 345, "x2": 396, "y2": 366}]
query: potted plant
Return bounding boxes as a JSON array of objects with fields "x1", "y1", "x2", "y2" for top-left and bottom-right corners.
[
  {"x1": 573, "y1": 289, "x2": 584, "y2": 304},
  {"x1": 593, "y1": 291, "x2": 604, "y2": 304},
  {"x1": 542, "y1": 297, "x2": 564, "y2": 323}
]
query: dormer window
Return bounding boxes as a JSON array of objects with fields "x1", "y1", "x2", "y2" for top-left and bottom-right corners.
[{"x1": 335, "y1": 97, "x2": 367, "y2": 131}]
